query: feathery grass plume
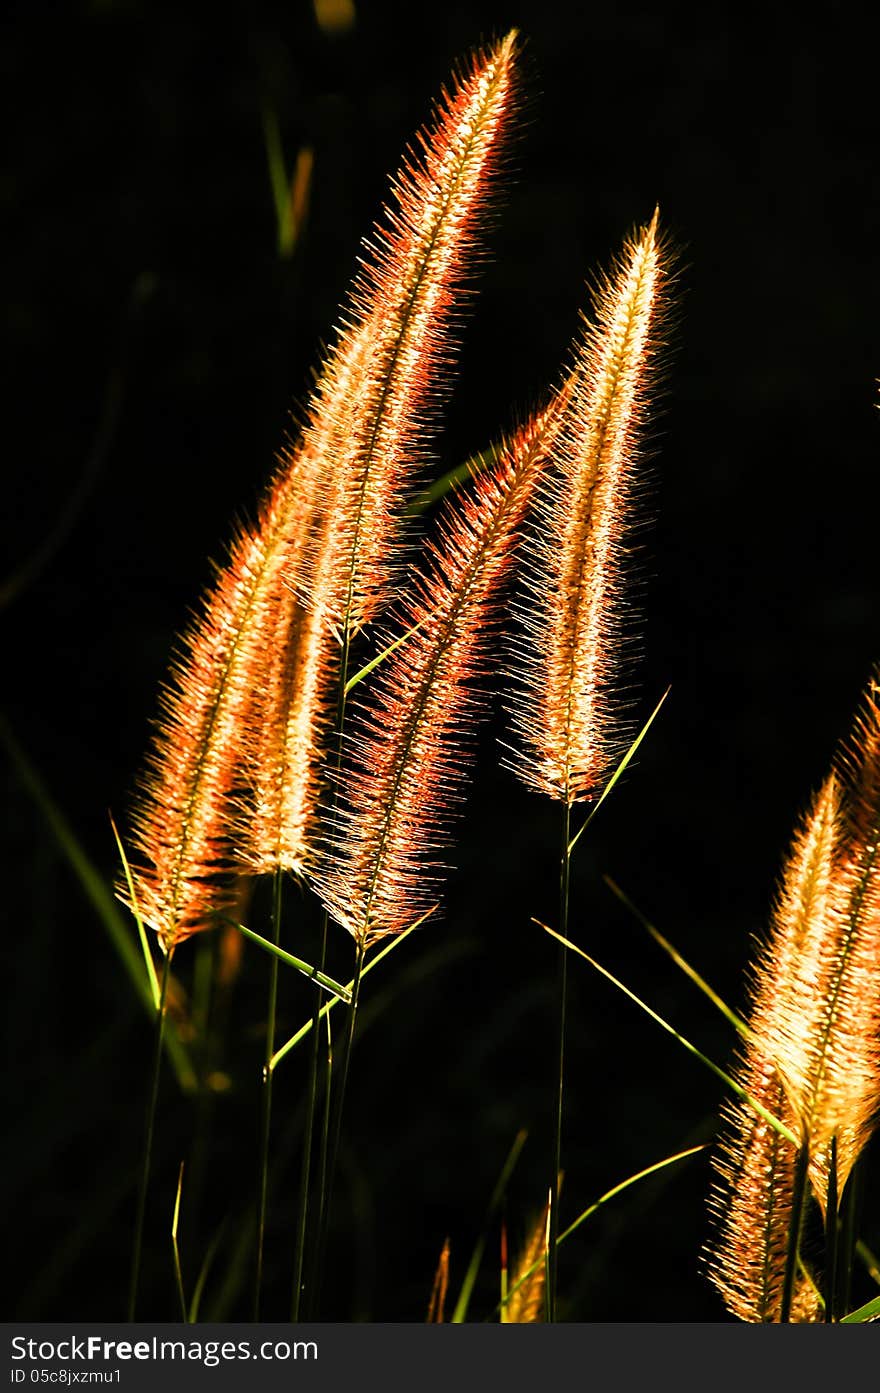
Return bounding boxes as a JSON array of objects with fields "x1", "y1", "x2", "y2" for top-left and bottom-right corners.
[
  {"x1": 707, "y1": 1051, "x2": 821, "y2": 1322},
  {"x1": 509, "y1": 214, "x2": 666, "y2": 805},
  {"x1": 706, "y1": 775, "x2": 840, "y2": 1321},
  {"x1": 799, "y1": 676, "x2": 880, "y2": 1203},
  {"x1": 302, "y1": 31, "x2": 520, "y2": 639},
  {"x1": 708, "y1": 673, "x2": 880, "y2": 1319},
  {"x1": 504, "y1": 1202, "x2": 550, "y2": 1322},
  {"x1": 121, "y1": 35, "x2": 522, "y2": 942},
  {"x1": 315, "y1": 403, "x2": 566, "y2": 945},
  {"x1": 745, "y1": 681, "x2": 880, "y2": 1206},
  {"x1": 120, "y1": 430, "x2": 334, "y2": 951}
]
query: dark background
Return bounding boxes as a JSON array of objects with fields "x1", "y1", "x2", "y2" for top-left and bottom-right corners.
[{"x1": 4, "y1": 0, "x2": 879, "y2": 1322}]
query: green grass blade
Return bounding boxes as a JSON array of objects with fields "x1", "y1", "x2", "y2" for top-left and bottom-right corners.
[
  {"x1": 188, "y1": 1220, "x2": 229, "y2": 1324},
  {"x1": 538, "y1": 921, "x2": 798, "y2": 1146},
  {"x1": 497, "y1": 1143, "x2": 706, "y2": 1318},
  {"x1": 603, "y1": 875, "x2": 752, "y2": 1040},
  {"x1": 269, "y1": 905, "x2": 437, "y2": 1072},
  {"x1": 109, "y1": 811, "x2": 159, "y2": 1009},
  {"x1": 0, "y1": 713, "x2": 196, "y2": 1092},
  {"x1": 407, "y1": 445, "x2": 497, "y2": 516},
  {"x1": 224, "y1": 918, "x2": 352, "y2": 1001},
  {"x1": 857, "y1": 1240, "x2": 880, "y2": 1287},
  {"x1": 841, "y1": 1293, "x2": 880, "y2": 1324},
  {"x1": 450, "y1": 1129, "x2": 528, "y2": 1324},
  {"x1": 344, "y1": 617, "x2": 426, "y2": 696},
  {"x1": 262, "y1": 107, "x2": 293, "y2": 255},
  {"x1": 172, "y1": 1162, "x2": 187, "y2": 1323},
  {"x1": 569, "y1": 687, "x2": 670, "y2": 856}
]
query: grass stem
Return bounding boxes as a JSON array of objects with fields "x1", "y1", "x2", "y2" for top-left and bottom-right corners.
[
  {"x1": 548, "y1": 799, "x2": 571, "y2": 1321},
  {"x1": 824, "y1": 1136, "x2": 839, "y2": 1322},
  {"x1": 254, "y1": 869, "x2": 283, "y2": 1319},
  {"x1": 127, "y1": 949, "x2": 172, "y2": 1320},
  {"x1": 311, "y1": 937, "x2": 366, "y2": 1315},
  {"x1": 291, "y1": 913, "x2": 327, "y2": 1322},
  {"x1": 296, "y1": 628, "x2": 354, "y2": 1319}
]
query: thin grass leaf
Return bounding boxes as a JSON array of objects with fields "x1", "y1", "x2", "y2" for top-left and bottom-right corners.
[
  {"x1": 188, "y1": 1220, "x2": 229, "y2": 1324},
  {"x1": 568, "y1": 686, "x2": 670, "y2": 854},
  {"x1": 222, "y1": 918, "x2": 352, "y2": 1001},
  {"x1": 0, "y1": 714, "x2": 196, "y2": 1092},
  {"x1": 857, "y1": 1240, "x2": 880, "y2": 1287},
  {"x1": 110, "y1": 812, "x2": 160, "y2": 1010},
  {"x1": 407, "y1": 445, "x2": 497, "y2": 515},
  {"x1": 172, "y1": 1162, "x2": 187, "y2": 1323},
  {"x1": 262, "y1": 109, "x2": 312, "y2": 258},
  {"x1": 450, "y1": 1129, "x2": 528, "y2": 1324},
  {"x1": 343, "y1": 616, "x2": 427, "y2": 696},
  {"x1": 603, "y1": 875, "x2": 751, "y2": 1039},
  {"x1": 269, "y1": 905, "x2": 437, "y2": 1071},
  {"x1": 841, "y1": 1293, "x2": 880, "y2": 1324},
  {"x1": 495, "y1": 1144, "x2": 705, "y2": 1318},
  {"x1": 262, "y1": 107, "x2": 292, "y2": 253},
  {"x1": 538, "y1": 921, "x2": 798, "y2": 1145}
]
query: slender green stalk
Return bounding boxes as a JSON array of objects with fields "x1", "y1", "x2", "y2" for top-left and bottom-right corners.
[
  {"x1": 127, "y1": 950, "x2": 172, "y2": 1320},
  {"x1": 839, "y1": 1162, "x2": 864, "y2": 1319},
  {"x1": 311, "y1": 937, "x2": 366, "y2": 1315},
  {"x1": 294, "y1": 630, "x2": 353, "y2": 1320},
  {"x1": 548, "y1": 799, "x2": 571, "y2": 1322},
  {"x1": 824, "y1": 1137, "x2": 839, "y2": 1322},
  {"x1": 254, "y1": 870, "x2": 283, "y2": 1319},
  {"x1": 780, "y1": 1142, "x2": 810, "y2": 1323},
  {"x1": 291, "y1": 927, "x2": 322, "y2": 1321},
  {"x1": 171, "y1": 1162, "x2": 187, "y2": 1323}
]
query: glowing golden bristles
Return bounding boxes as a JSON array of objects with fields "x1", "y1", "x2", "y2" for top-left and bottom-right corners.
[
  {"x1": 120, "y1": 35, "x2": 521, "y2": 949},
  {"x1": 707, "y1": 673, "x2": 880, "y2": 1320},
  {"x1": 303, "y1": 32, "x2": 520, "y2": 639},
  {"x1": 315, "y1": 405, "x2": 565, "y2": 946},
  {"x1": 510, "y1": 215, "x2": 665, "y2": 805}
]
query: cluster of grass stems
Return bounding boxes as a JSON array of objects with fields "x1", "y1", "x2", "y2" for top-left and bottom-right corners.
[{"x1": 9, "y1": 31, "x2": 879, "y2": 1325}]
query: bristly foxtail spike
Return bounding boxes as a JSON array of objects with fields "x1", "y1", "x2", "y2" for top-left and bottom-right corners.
[
  {"x1": 704, "y1": 775, "x2": 842, "y2": 1322},
  {"x1": 507, "y1": 213, "x2": 668, "y2": 808},
  {"x1": 313, "y1": 395, "x2": 567, "y2": 947},
  {"x1": 809, "y1": 669, "x2": 880, "y2": 1204},
  {"x1": 706, "y1": 1058, "x2": 820, "y2": 1322},
  {"x1": 706, "y1": 663, "x2": 880, "y2": 1317},
  {"x1": 300, "y1": 32, "x2": 521, "y2": 641},
  {"x1": 118, "y1": 37, "x2": 523, "y2": 943}
]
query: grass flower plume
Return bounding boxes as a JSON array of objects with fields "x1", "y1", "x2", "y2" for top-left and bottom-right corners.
[
  {"x1": 120, "y1": 35, "x2": 521, "y2": 948},
  {"x1": 315, "y1": 404, "x2": 565, "y2": 946},
  {"x1": 707, "y1": 672, "x2": 880, "y2": 1320},
  {"x1": 509, "y1": 214, "x2": 666, "y2": 806}
]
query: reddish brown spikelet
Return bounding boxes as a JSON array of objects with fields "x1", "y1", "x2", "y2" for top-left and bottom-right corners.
[
  {"x1": 426, "y1": 1238, "x2": 451, "y2": 1323},
  {"x1": 510, "y1": 214, "x2": 666, "y2": 805},
  {"x1": 506, "y1": 1202, "x2": 550, "y2": 1323},
  {"x1": 302, "y1": 31, "x2": 520, "y2": 637},
  {"x1": 122, "y1": 454, "x2": 324, "y2": 949},
  {"x1": 315, "y1": 404, "x2": 565, "y2": 945}
]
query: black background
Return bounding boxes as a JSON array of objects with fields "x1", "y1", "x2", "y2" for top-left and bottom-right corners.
[{"x1": 4, "y1": 0, "x2": 879, "y2": 1322}]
